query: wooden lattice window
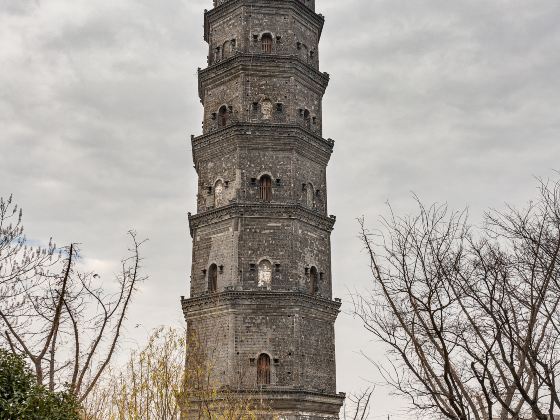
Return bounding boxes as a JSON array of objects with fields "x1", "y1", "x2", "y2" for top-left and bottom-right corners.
[
  {"x1": 218, "y1": 105, "x2": 228, "y2": 128},
  {"x1": 257, "y1": 353, "x2": 271, "y2": 385},
  {"x1": 259, "y1": 175, "x2": 272, "y2": 202},
  {"x1": 261, "y1": 33, "x2": 273, "y2": 53},
  {"x1": 208, "y1": 264, "x2": 218, "y2": 293}
]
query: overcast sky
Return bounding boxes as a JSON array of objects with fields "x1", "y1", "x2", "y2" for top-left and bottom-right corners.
[{"x1": 2, "y1": 0, "x2": 560, "y2": 418}]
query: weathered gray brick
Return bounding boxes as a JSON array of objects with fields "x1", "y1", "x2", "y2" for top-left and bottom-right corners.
[{"x1": 183, "y1": 1, "x2": 344, "y2": 418}]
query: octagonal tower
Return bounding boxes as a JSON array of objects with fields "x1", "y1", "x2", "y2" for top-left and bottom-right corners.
[{"x1": 182, "y1": 0, "x2": 345, "y2": 417}]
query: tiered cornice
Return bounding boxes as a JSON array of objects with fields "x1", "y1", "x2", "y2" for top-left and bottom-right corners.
[
  {"x1": 188, "y1": 202, "x2": 337, "y2": 236},
  {"x1": 191, "y1": 122, "x2": 335, "y2": 168},
  {"x1": 198, "y1": 53, "x2": 330, "y2": 102},
  {"x1": 189, "y1": 389, "x2": 345, "y2": 415},
  {"x1": 181, "y1": 290, "x2": 342, "y2": 318}
]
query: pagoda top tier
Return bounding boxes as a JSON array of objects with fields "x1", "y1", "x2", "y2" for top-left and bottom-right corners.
[{"x1": 213, "y1": 0, "x2": 315, "y2": 12}]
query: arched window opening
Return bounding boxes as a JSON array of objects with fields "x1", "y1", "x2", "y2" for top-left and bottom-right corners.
[
  {"x1": 306, "y1": 183, "x2": 315, "y2": 208},
  {"x1": 214, "y1": 180, "x2": 225, "y2": 208},
  {"x1": 300, "y1": 43, "x2": 309, "y2": 62},
  {"x1": 208, "y1": 264, "x2": 218, "y2": 293},
  {"x1": 222, "y1": 39, "x2": 235, "y2": 59},
  {"x1": 259, "y1": 175, "x2": 272, "y2": 202},
  {"x1": 258, "y1": 259, "x2": 273, "y2": 289},
  {"x1": 261, "y1": 33, "x2": 273, "y2": 53},
  {"x1": 303, "y1": 109, "x2": 311, "y2": 128},
  {"x1": 310, "y1": 266, "x2": 318, "y2": 295},
  {"x1": 257, "y1": 353, "x2": 271, "y2": 385},
  {"x1": 218, "y1": 105, "x2": 229, "y2": 128},
  {"x1": 222, "y1": 41, "x2": 231, "y2": 59}
]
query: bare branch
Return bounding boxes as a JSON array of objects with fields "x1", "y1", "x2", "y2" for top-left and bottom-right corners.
[{"x1": 354, "y1": 178, "x2": 560, "y2": 419}]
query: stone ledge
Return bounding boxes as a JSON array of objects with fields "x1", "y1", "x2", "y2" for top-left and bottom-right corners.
[
  {"x1": 198, "y1": 53, "x2": 330, "y2": 101},
  {"x1": 181, "y1": 290, "x2": 342, "y2": 317},
  {"x1": 192, "y1": 122, "x2": 335, "y2": 148},
  {"x1": 188, "y1": 202, "x2": 337, "y2": 235},
  {"x1": 189, "y1": 388, "x2": 345, "y2": 415},
  {"x1": 190, "y1": 122, "x2": 335, "y2": 167}
]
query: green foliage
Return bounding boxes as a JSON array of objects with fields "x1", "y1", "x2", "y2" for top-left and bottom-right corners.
[{"x1": 0, "y1": 349, "x2": 80, "y2": 420}]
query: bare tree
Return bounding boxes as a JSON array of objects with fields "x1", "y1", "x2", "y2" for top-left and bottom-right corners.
[
  {"x1": 342, "y1": 387, "x2": 374, "y2": 420},
  {"x1": 0, "y1": 195, "x2": 59, "y2": 304},
  {"x1": 0, "y1": 196, "x2": 146, "y2": 404},
  {"x1": 354, "y1": 179, "x2": 560, "y2": 420}
]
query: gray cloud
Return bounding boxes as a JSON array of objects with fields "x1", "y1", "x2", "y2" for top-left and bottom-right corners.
[{"x1": 2, "y1": 0, "x2": 559, "y2": 418}]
